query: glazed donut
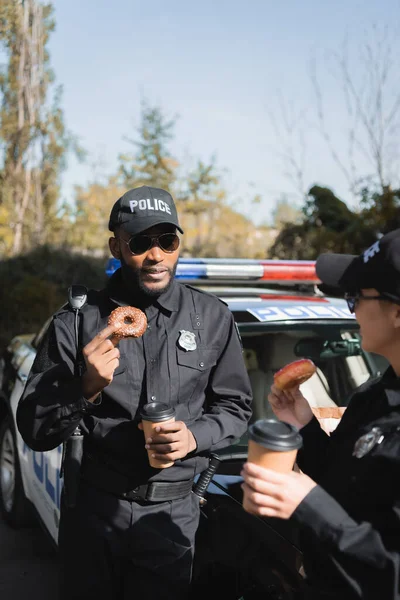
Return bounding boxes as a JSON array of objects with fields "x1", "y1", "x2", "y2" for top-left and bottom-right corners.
[
  {"x1": 274, "y1": 358, "x2": 316, "y2": 391},
  {"x1": 108, "y1": 306, "x2": 147, "y2": 344}
]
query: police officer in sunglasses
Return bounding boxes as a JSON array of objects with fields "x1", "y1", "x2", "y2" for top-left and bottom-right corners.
[
  {"x1": 17, "y1": 186, "x2": 253, "y2": 600},
  {"x1": 241, "y1": 228, "x2": 400, "y2": 600}
]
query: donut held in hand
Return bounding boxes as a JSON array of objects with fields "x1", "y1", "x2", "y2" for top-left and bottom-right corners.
[
  {"x1": 274, "y1": 358, "x2": 316, "y2": 391},
  {"x1": 108, "y1": 306, "x2": 147, "y2": 345}
]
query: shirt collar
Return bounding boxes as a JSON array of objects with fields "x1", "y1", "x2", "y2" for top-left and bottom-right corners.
[
  {"x1": 154, "y1": 279, "x2": 180, "y2": 313},
  {"x1": 106, "y1": 268, "x2": 180, "y2": 312}
]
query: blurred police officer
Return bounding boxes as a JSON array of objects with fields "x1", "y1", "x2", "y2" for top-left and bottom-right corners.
[
  {"x1": 241, "y1": 229, "x2": 400, "y2": 599},
  {"x1": 17, "y1": 186, "x2": 253, "y2": 600}
]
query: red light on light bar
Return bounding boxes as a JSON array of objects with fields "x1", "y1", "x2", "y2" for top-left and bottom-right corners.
[
  {"x1": 260, "y1": 294, "x2": 328, "y2": 302},
  {"x1": 260, "y1": 261, "x2": 320, "y2": 283}
]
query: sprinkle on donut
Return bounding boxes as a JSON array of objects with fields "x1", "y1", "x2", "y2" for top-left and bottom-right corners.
[{"x1": 108, "y1": 306, "x2": 147, "y2": 345}]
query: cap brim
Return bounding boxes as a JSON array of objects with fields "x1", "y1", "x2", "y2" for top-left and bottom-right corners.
[
  {"x1": 120, "y1": 216, "x2": 184, "y2": 236},
  {"x1": 315, "y1": 253, "x2": 358, "y2": 289}
]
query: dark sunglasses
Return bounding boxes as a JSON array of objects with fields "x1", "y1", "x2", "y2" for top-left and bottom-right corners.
[
  {"x1": 344, "y1": 291, "x2": 390, "y2": 314},
  {"x1": 118, "y1": 232, "x2": 180, "y2": 256}
]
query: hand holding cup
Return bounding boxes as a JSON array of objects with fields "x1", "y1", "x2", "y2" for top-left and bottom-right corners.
[
  {"x1": 241, "y1": 461, "x2": 317, "y2": 519},
  {"x1": 242, "y1": 418, "x2": 303, "y2": 514},
  {"x1": 139, "y1": 403, "x2": 177, "y2": 468}
]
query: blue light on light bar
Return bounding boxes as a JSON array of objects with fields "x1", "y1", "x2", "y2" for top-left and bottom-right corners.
[
  {"x1": 177, "y1": 262, "x2": 207, "y2": 279},
  {"x1": 104, "y1": 257, "x2": 208, "y2": 278},
  {"x1": 105, "y1": 258, "x2": 262, "y2": 279},
  {"x1": 105, "y1": 257, "x2": 121, "y2": 277}
]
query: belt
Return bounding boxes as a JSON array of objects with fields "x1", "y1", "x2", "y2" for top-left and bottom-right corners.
[
  {"x1": 82, "y1": 453, "x2": 194, "y2": 502},
  {"x1": 120, "y1": 480, "x2": 193, "y2": 502}
]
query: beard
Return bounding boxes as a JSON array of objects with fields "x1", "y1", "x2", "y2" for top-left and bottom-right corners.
[{"x1": 119, "y1": 254, "x2": 178, "y2": 302}]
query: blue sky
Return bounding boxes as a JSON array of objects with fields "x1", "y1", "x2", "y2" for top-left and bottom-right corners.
[{"x1": 50, "y1": 0, "x2": 400, "y2": 224}]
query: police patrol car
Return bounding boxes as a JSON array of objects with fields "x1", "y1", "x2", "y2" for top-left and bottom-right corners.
[{"x1": 0, "y1": 258, "x2": 388, "y2": 598}]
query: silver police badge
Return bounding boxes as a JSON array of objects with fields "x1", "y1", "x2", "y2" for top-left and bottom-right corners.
[
  {"x1": 178, "y1": 330, "x2": 197, "y2": 351},
  {"x1": 352, "y1": 427, "x2": 384, "y2": 458}
]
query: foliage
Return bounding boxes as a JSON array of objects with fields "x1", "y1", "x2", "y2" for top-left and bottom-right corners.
[
  {"x1": 0, "y1": 246, "x2": 106, "y2": 354},
  {"x1": 0, "y1": 0, "x2": 82, "y2": 256},
  {"x1": 271, "y1": 195, "x2": 302, "y2": 229},
  {"x1": 304, "y1": 186, "x2": 356, "y2": 231},
  {"x1": 268, "y1": 184, "x2": 396, "y2": 259},
  {"x1": 359, "y1": 186, "x2": 400, "y2": 234},
  {"x1": 66, "y1": 177, "x2": 125, "y2": 256},
  {"x1": 176, "y1": 158, "x2": 226, "y2": 255},
  {"x1": 69, "y1": 99, "x2": 273, "y2": 258},
  {"x1": 180, "y1": 203, "x2": 272, "y2": 258},
  {"x1": 118, "y1": 99, "x2": 178, "y2": 191},
  {"x1": 0, "y1": 1, "x2": 277, "y2": 262}
]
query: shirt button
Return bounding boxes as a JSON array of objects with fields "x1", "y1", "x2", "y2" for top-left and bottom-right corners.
[
  {"x1": 199, "y1": 362, "x2": 204, "y2": 368},
  {"x1": 147, "y1": 325, "x2": 152, "y2": 331},
  {"x1": 151, "y1": 395, "x2": 156, "y2": 401}
]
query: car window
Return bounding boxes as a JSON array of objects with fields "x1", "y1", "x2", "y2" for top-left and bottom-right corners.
[{"x1": 241, "y1": 323, "x2": 379, "y2": 424}]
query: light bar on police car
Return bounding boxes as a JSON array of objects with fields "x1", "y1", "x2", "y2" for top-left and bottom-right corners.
[
  {"x1": 259, "y1": 261, "x2": 319, "y2": 283},
  {"x1": 105, "y1": 257, "x2": 320, "y2": 285}
]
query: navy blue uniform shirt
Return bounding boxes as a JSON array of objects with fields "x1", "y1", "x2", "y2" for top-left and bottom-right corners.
[
  {"x1": 294, "y1": 367, "x2": 400, "y2": 599},
  {"x1": 16, "y1": 269, "x2": 253, "y2": 486}
]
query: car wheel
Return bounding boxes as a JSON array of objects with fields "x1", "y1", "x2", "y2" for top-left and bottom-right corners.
[{"x1": 0, "y1": 416, "x2": 33, "y2": 527}]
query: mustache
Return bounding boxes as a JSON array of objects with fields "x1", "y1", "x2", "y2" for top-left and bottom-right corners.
[{"x1": 141, "y1": 266, "x2": 170, "y2": 274}]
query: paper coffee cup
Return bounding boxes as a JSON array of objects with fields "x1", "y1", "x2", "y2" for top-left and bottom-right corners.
[
  {"x1": 243, "y1": 419, "x2": 303, "y2": 513},
  {"x1": 139, "y1": 402, "x2": 176, "y2": 469}
]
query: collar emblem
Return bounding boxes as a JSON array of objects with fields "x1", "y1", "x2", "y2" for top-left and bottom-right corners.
[
  {"x1": 353, "y1": 427, "x2": 384, "y2": 458},
  {"x1": 178, "y1": 330, "x2": 197, "y2": 351}
]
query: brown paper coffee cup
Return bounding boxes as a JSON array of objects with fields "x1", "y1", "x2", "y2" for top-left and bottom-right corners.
[
  {"x1": 243, "y1": 419, "x2": 303, "y2": 514},
  {"x1": 247, "y1": 439, "x2": 298, "y2": 472},
  {"x1": 140, "y1": 402, "x2": 176, "y2": 469}
]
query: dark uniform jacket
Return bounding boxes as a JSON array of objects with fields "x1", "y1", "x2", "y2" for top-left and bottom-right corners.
[
  {"x1": 16, "y1": 270, "x2": 253, "y2": 488},
  {"x1": 293, "y1": 367, "x2": 400, "y2": 600}
]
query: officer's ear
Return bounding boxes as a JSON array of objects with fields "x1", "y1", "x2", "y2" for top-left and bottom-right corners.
[{"x1": 109, "y1": 236, "x2": 121, "y2": 259}]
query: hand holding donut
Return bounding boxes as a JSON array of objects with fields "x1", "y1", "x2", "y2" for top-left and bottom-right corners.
[
  {"x1": 268, "y1": 384, "x2": 314, "y2": 430},
  {"x1": 81, "y1": 306, "x2": 147, "y2": 401},
  {"x1": 268, "y1": 359, "x2": 316, "y2": 429},
  {"x1": 81, "y1": 324, "x2": 122, "y2": 401}
]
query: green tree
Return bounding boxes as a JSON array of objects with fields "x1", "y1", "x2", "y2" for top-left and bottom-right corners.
[
  {"x1": 271, "y1": 194, "x2": 302, "y2": 229},
  {"x1": 116, "y1": 101, "x2": 244, "y2": 257},
  {"x1": 66, "y1": 101, "x2": 179, "y2": 257},
  {"x1": 359, "y1": 185, "x2": 400, "y2": 234},
  {"x1": 118, "y1": 99, "x2": 178, "y2": 191},
  {"x1": 269, "y1": 185, "x2": 372, "y2": 259},
  {"x1": 0, "y1": 0, "x2": 80, "y2": 256},
  {"x1": 67, "y1": 176, "x2": 125, "y2": 256},
  {"x1": 304, "y1": 186, "x2": 356, "y2": 231},
  {"x1": 176, "y1": 158, "x2": 227, "y2": 256}
]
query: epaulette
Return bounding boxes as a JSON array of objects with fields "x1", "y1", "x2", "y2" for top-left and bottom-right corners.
[{"x1": 183, "y1": 283, "x2": 229, "y2": 307}]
